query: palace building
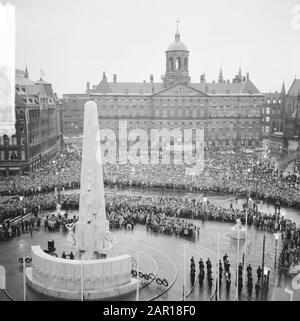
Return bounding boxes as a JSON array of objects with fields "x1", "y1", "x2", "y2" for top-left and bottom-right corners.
[{"x1": 63, "y1": 28, "x2": 263, "y2": 160}]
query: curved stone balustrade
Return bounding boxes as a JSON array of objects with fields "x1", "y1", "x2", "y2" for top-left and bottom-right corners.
[{"x1": 26, "y1": 245, "x2": 138, "y2": 300}]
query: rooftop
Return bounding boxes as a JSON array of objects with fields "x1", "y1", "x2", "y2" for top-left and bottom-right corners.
[
  {"x1": 287, "y1": 79, "x2": 300, "y2": 97},
  {"x1": 88, "y1": 77, "x2": 261, "y2": 96}
]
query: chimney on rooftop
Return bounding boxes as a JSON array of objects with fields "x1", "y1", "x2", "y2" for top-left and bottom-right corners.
[
  {"x1": 200, "y1": 73, "x2": 206, "y2": 84},
  {"x1": 86, "y1": 81, "x2": 90, "y2": 92},
  {"x1": 150, "y1": 74, "x2": 154, "y2": 83},
  {"x1": 113, "y1": 74, "x2": 117, "y2": 83}
]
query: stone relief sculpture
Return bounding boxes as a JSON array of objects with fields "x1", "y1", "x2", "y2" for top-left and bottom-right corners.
[{"x1": 65, "y1": 223, "x2": 76, "y2": 247}]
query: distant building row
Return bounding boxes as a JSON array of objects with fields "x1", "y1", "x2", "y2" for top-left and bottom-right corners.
[{"x1": 0, "y1": 69, "x2": 63, "y2": 176}]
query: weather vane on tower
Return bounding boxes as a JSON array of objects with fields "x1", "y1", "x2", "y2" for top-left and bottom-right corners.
[{"x1": 176, "y1": 19, "x2": 180, "y2": 33}]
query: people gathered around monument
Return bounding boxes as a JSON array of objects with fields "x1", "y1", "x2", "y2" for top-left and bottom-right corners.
[
  {"x1": 0, "y1": 144, "x2": 299, "y2": 276},
  {"x1": 1, "y1": 147, "x2": 300, "y2": 209}
]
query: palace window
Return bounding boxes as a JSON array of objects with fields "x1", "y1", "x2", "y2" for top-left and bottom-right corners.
[
  {"x1": 12, "y1": 135, "x2": 17, "y2": 145},
  {"x1": 169, "y1": 57, "x2": 174, "y2": 70},
  {"x1": 193, "y1": 106, "x2": 197, "y2": 117},
  {"x1": 176, "y1": 57, "x2": 181, "y2": 70}
]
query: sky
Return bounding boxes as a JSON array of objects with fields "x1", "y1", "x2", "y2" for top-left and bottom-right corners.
[{"x1": 4, "y1": 0, "x2": 300, "y2": 96}]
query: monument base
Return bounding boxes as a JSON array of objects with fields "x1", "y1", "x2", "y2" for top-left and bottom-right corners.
[
  {"x1": 26, "y1": 245, "x2": 139, "y2": 301},
  {"x1": 26, "y1": 267, "x2": 139, "y2": 300}
]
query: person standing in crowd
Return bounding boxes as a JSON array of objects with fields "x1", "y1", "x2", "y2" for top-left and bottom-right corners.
[
  {"x1": 255, "y1": 281, "x2": 261, "y2": 299},
  {"x1": 29, "y1": 222, "x2": 33, "y2": 237},
  {"x1": 257, "y1": 266, "x2": 262, "y2": 281}
]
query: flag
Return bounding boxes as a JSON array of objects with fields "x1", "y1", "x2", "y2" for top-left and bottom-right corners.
[
  {"x1": 0, "y1": 265, "x2": 6, "y2": 290},
  {"x1": 40, "y1": 69, "x2": 45, "y2": 79}
]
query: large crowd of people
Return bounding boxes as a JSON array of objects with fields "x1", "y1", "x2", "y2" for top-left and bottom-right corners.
[
  {"x1": 279, "y1": 220, "x2": 300, "y2": 270},
  {"x1": 0, "y1": 144, "x2": 299, "y2": 274},
  {"x1": 1, "y1": 147, "x2": 300, "y2": 209}
]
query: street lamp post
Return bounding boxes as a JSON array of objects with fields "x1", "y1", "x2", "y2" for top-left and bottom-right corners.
[
  {"x1": 243, "y1": 163, "x2": 252, "y2": 287},
  {"x1": 235, "y1": 224, "x2": 240, "y2": 301},
  {"x1": 243, "y1": 201, "x2": 249, "y2": 284},
  {"x1": 136, "y1": 251, "x2": 140, "y2": 301},
  {"x1": 23, "y1": 256, "x2": 26, "y2": 301},
  {"x1": 261, "y1": 235, "x2": 266, "y2": 291},
  {"x1": 183, "y1": 243, "x2": 186, "y2": 301},
  {"x1": 274, "y1": 233, "x2": 280, "y2": 268},
  {"x1": 217, "y1": 232, "x2": 220, "y2": 301}
]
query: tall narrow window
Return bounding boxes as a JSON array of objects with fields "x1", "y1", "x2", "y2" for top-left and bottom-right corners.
[
  {"x1": 176, "y1": 57, "x2": 181, "y2": 70},
  {"x1": 184, "y1": 57, "x2": 188, "y2": 70},
  {"x1": 3, "y1": 135, "x2": 9, "y2": 146},
  {"x1": 12, "y1": 135, "x2": 17, "y2": 145},
  {"x1": 169, "y1": 57, "x2": 174, "y2": 70}
]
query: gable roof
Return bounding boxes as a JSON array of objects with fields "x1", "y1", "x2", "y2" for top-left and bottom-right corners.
[
  {"x1": 287, "y1": 79, "x2": 300, "y2": 96},
  {"x1": 153, "y1": 83, "x2": 208, "y2": 96},
  {"x1": 95, "y1": 74, "x2": 113, "y2": 93},
  {"x1": 240, "y1": 79, "x2": 260, "y2": 94},
  {"x1": 89, "y1": 82, "x2": 164, "y2": 94},
  {"x1": 15, "y1": 92, "x2": 27, "y2": 107},
  {"x1": 190, "y1": 79, "x2": 260, "y2": 95},
  {"x1": 25, "y1": 84, "x2": 47, "y2": 97},
  {"x1": 16, "y1": 73, "x2": 34, "y2": 86}
]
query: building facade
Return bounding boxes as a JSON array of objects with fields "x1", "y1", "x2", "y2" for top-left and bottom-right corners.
[
  {"x1": 262, "y1": 89, "x2": 284, "y2": 137},
  {"x1": 63, "y1": 29, "x2": 264, "y2": 161},
  {"x1": 282, "y1": 79, "x2": 300, "y2": 166},
  {"x1": 0, "y1": 69, "x2": 62, "y2": 176}
]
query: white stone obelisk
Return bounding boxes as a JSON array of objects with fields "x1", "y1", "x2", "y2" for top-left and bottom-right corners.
[{"x1": 75, "y1": 101, "x2": 107, "y2": 258}]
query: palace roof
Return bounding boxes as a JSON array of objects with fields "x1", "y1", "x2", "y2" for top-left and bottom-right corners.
[{"x1": 89, "y1": 79, "x2": 261, "y2": 96}]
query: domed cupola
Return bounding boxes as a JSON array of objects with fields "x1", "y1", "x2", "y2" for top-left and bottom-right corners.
[
  {"x1": 166, "y1": 32, "x2": 188, "y2": 52},
  {"x1": 164, "y1": 22, "x2": 190, "y2": 87}
]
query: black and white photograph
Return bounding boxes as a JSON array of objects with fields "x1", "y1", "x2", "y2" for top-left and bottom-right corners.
[{"x1": 0, "y1": 0, "x2": 300, "y2": 308}]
